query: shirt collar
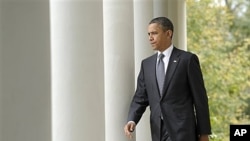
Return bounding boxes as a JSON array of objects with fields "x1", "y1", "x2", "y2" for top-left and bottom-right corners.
[{"x1": 157, "y1": 44, "x2": 174, "y2": 58}]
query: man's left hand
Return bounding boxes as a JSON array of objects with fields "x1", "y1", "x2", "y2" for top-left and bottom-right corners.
[{"x1": 199, "y1": 135, "x2": 209, "y2": 141}]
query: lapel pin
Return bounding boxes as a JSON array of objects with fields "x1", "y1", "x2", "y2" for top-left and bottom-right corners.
[{"x1": 173, "y1": 60, "x2": 177, "y2": 63}]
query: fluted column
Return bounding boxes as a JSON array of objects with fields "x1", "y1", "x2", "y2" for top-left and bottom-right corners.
[
  {"x1": 50, "y1": 0, "x2": 105, "y2": 141},
  {"x1": 133, "y1": 0, "x2": 153, "y2": 141},
  {"x1": 103, "y1": 0, "x2": 134, "y2": 141},
  {"x1": 0, "y1": 0, "x2": 51, "y2": 141}
]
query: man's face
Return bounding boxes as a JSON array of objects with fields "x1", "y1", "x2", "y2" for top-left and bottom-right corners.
[{"x1": 147, "y1": 23, "x2": 172, "y2": 52}]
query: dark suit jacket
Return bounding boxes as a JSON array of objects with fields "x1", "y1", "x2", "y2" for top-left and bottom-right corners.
[{"x1": 127, "y1": 47, "x2": 211, "y2": 141}]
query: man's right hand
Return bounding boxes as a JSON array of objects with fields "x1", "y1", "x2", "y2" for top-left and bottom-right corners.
[{"x1": 124, "y1": 121, "x2": 136, "y2": 139}]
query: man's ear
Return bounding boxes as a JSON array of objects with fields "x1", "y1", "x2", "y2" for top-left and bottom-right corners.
[
  {"x1": 165, "y1": 30, "x2": 172, "y2": 38},
  {"x1": 167, "y1": 30, "x2": 173, "y2": 38}
]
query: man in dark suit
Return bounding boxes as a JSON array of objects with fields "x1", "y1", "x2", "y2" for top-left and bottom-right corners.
[{"x1": 124, "y1": 17, "x2": 211, "y2": 141}]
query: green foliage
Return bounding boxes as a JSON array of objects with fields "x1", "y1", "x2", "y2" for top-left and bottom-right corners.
[{"x1": 187, "y1": 0, "x2": 250, "y2": 140}]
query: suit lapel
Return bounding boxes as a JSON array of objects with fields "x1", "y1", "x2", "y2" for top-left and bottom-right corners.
[{"x1": 161, "y1": 47, "x2": 180, "y2": 99}]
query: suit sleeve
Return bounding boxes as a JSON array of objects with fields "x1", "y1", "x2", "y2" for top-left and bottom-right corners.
[
  {"x1": 188, "y1": 54, "x2": 212, "y2": 135},
  {"x1": 127, "y1": 61, "x2": 149, "y2": 124}
]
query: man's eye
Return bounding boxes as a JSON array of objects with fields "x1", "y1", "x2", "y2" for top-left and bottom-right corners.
[{"x1": 148, "y1": 32, "x2": 157, "y2": 36}]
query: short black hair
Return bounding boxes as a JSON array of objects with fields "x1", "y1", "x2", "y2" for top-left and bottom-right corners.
[{"x1": 149, "y1": 17, "x2": 174, "y2": 33}]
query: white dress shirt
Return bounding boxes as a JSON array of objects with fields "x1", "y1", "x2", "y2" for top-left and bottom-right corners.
[{"x1": 157, "y1": 44, "x2": 174, "y2": 73}]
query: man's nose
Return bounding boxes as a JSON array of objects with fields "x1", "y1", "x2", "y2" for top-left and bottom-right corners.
[{"x1": 149, "y1": 35, "x2": 153, "y2": 41}]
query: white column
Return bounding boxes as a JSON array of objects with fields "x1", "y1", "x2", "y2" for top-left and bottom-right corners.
[
  {"x1": 0, "y1": 0, "x2": 51, "y2": 141},
  {"x1": 167, "y1": 0, "x2": 187, "y2": 50},
  {"x1": 153, "y1": 0, "x2": 168, "y2": 17},
  {"x1": 0, "y1": 0, "x2": 3, "y2": 140},
  {"x1": 50, "y1": 0, "x2": 105, "y2": 141},
  {"x1": 153, "y1": 0, "x2": 186, "y2": 50},
  {"x1": 133, "y1": 0, "x2": 153, "y2": 141},
  {"x1": 103, "y1": 0, "x2": 134, "y2": 141}
]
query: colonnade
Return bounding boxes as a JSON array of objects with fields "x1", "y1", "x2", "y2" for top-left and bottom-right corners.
[{"x1": 0, "y1": 0, "x2": 186, "y2": 141}]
